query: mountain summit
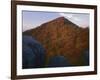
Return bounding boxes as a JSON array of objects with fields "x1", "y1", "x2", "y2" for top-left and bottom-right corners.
[
  {"x1": 23, "y1": 17, "x2": 89, "y2": 65},
  {"x1": 40, "y1": 17, "x2": 79, "y2": 28}
]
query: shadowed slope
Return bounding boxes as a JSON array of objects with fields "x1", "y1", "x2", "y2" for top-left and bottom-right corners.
[{"x1": 22, "y1": 36, "x2": 46, "y2": 68}]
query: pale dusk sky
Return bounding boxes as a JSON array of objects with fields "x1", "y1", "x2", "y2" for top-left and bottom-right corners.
[{"x1": 22, "y1": 11, "x2": 89, "y2": 31}]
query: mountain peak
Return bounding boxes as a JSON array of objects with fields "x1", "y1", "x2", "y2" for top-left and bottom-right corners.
[
  {"x1": 40, "y1": 17, "x2": 66, "y2": 27},
  {"x1": 50, "y1": 17, "x2": 65, "y2": 23},
  {"x1": 55, "y1": 17, "x2": 66, "y2": 20},
  {"x1": 51, "y1": 17, "x2": 79, "y2": 28},
  {"x1": 53, "y1": 17, "x2": 66, "y2": 22},
  {"x1": 39, "y1": 17, "x2": 79, "y2": 29}
]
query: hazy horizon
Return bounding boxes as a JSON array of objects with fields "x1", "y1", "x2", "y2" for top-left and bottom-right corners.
[{"x1": 22, "y1": 11, "x2": 89, "y2": 32}]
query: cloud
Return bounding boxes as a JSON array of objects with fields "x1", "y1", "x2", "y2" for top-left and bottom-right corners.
[
  {"x1": 59, "y1": 13, "x2": 74, "y2": 19},
  {"x1": 59, "y1": 13, "x2": 89, "y2": 28},
  {"x1": 59, "y1": 12, "x2": 81, "y2": 21}
]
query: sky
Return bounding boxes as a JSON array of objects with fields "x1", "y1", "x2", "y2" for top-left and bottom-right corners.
[{"x1": 22, "y1": 11, "x2": 89, "y2": 31}]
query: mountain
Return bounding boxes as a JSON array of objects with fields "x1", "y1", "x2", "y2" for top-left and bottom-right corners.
[{"x1": 23, "y1": 17, "x2": 89, "y2": 66}]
